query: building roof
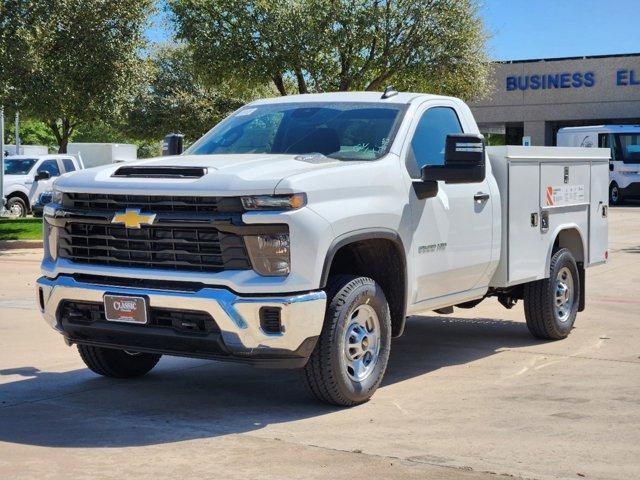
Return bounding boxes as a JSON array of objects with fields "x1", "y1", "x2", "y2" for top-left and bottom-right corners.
[{"x1": 497, "y1": 52, "x2": 640, "y2": 65}]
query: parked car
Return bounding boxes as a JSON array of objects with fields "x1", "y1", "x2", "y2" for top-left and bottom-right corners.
[
  {"x1": 37, "y1": 91, "x2": 609, "y2": 406},
  {"x1": 3, "y1": 154, "x2": 81, "y2": 217}
]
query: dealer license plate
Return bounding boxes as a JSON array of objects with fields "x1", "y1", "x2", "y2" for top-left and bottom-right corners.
[{"x1": 103, "y1": 294, "x2": 148, "y2": 324}]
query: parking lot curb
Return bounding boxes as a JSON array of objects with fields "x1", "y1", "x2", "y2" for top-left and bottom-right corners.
[{"x1": 0, "y1": 240, "x2": 44, "y2": 250}]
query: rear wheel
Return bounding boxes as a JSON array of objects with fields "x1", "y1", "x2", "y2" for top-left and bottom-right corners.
[
  {"x1": 304, "y1": 275, "x2": 391, "y2": 406},
  {"x1": 609, "y1": 182, "x2": 623, "y2": 206},
  {"x1": 523, "y1": 248, "x2": 580, "y2": 340},
  {"x1": 78, "y1": 345, "x2": 161, "y2": 378}
]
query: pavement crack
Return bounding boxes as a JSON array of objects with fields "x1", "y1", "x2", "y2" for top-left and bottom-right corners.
[
  {"x1": 498, "y1": 348, "x2": 640, "y2": 365},
  {"x1": 245, "y1": 434, "x2": 532, "y2": 479}
]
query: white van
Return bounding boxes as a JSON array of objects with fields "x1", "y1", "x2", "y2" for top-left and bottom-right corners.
[{"x1": 557, "y1": 125, "x2": 640, "y2": 205}]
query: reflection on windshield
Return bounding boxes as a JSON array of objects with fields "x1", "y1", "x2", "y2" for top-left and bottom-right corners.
[
  {"x1": 4, "y1": 159, "x2": 37, "y2": 175},
  {"x1": 187, "y1": 102, "x2": 406, "y2": 161}
]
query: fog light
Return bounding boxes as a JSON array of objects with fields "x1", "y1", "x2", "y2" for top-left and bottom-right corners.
[{"x1": 245, "y1": 233, "x2": 290, "y2": 276}]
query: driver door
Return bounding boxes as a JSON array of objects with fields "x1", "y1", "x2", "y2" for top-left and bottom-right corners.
[
  {"x1": 28, "y1": 159, "x2": 61, "y2": 205},
  {"x1": 406, "y1": 103, "x2": 493, "y2": 302}
]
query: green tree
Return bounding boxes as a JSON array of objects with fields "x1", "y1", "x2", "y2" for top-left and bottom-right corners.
[
  {"x1": 125, "y1": 45, "x2": 269, "y2": 143},
  {"x1": 0, "y1": 0, "x2": 153, "y2": 153},
  {"x1": 168, "y1": 0, "x2": 490, "y2": 99},
  {"x1": 3, "y1": 119, "x2": 58, "y2": 150}
]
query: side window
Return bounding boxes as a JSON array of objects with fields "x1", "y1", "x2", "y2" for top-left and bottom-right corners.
[
  {"x1": 598, "y1": 133, "x2": 609, "y2": 149},
  {"x1": 598, "y1": 133, "x2": 616, "y2": 161},
  {"x1": 37, "y1": 160, "x2": 61, "y2": 177},
  {"x1": 62, "y1": 158, "x2": 76, "y2": 173},
  {"x1": 408, "y1": 107, "x2": 463, "y2": 178}
]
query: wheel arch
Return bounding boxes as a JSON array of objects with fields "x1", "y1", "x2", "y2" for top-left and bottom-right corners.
[
  {"x1": 6, "y1": 190, "x2": 31, "y2": 210},
  {"x1": 321, "y1": 229, "x2": 408, "y2": 337}
]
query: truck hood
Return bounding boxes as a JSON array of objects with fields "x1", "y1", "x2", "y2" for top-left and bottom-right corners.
[{"x1": 54, "y1": 153, "x2": 344, "y2": 196}]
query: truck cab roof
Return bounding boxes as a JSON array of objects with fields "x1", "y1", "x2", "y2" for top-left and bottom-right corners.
[
  {"x1": 5, "y1": 154, "x2": 74, "y2": 160},
  {"x1": 248, "y1": 91, "x2": 463, "y2": 107}
]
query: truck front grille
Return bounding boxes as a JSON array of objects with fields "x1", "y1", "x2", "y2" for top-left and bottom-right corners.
[
  {"x1": 63, "y1": 193, "x2": 244, "y2": 214},
  {"x1": 58, "y1": 223, "x2": 251, "y2": 272}
]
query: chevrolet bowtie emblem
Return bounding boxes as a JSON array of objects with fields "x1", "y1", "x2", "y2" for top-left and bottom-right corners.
[{"x1": 111, "y1": 209, "x2": 157, "y2": 229}]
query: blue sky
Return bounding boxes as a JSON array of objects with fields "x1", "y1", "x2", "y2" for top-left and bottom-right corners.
[
  {"x1": 147, "y1": 0, "x2": 640, "y2": 61},
  {"x1": 483, "y1": 0, "x2": 640, "y2": 60}
]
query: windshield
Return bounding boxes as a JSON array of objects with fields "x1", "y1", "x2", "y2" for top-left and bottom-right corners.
[
  {"x1": 187, "y1": 102, "x2": 406, "y2": 160},
  {"x1": 4, "y1": 158, "x2": 37, "y2": 175},
  {"x1": 616, "y1": 133, "x2": 640, "y2": 163}
]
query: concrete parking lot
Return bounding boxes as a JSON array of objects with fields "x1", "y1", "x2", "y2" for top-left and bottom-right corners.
[{"x1": 0, "y1": 208, "x2": 638, "y2": 480}]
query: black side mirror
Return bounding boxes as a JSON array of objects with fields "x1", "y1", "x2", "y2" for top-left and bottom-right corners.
[
  {"x1": 34, "y1": 171, "x2": 51, "y2": 181},
  {"x1": 162, "y1": 133, "x2": 184, "y2": 156},
  {"x1": 422, "y1": 134, "x2": 486, "y2": 184}
]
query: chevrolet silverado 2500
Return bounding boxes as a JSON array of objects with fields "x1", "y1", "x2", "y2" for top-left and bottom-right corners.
[{"x1": 37, "y1": 91, "x2": 609, "y2": 406}]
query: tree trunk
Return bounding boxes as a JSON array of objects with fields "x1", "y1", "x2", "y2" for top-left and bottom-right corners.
[
  {"x1": 272, "y1": 75, "x2": 287, "y2": 96},
  {"x1": 48, "y1": 118, "x2": 74, "y2": 153},
  {"x1": 365, "y1": 72, "x2": 392, "y2": 91},
  {"x1": 58, "y1": 131, "x2": 70, "y2": 154},
  {"x1": 295, "y1": 69, "x2": 308, "y2": 94}
]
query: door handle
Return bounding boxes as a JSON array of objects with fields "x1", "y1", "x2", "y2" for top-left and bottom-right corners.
[{"x1": 474, "y1": 192, "x2": 490, "y2": 203}]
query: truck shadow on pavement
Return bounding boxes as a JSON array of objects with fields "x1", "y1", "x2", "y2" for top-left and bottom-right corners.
[{"x1": 0, "y1": 315, "x2": 542, "y2": 448}]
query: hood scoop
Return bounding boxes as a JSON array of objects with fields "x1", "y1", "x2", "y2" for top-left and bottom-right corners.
[{"x1": 112, "y1": 166, "x2": 208, "y2": 178}]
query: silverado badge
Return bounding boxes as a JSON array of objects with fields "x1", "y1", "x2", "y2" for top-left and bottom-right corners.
[{"x1": 111, "y1": 209, "x2": 156, "y2": 229}]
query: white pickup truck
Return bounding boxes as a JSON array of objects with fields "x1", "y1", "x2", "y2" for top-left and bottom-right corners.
[
  {"x1": 3, "y1": 154, "x2": 82, "y2": 217},
  {"x1": 36, "y1": 92, "x2": 609, "y2": 406}
]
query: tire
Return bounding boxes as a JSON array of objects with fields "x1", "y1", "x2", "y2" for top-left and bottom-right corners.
[
  {"x1": 304, "y1": 275, "x2": 391, "y2": 406},
  {"x1": 77, "y1": 345, "x2": 161, "y2": 378},
  {"x1": 523, "y1": 248, "x2": 580, "y2": 340},
  {"x1": 6, "y1": 197, "x2": 27, "y2": 218},
  {"x1": 609, "y1": 182, "x2": 623, "y2": 206}
]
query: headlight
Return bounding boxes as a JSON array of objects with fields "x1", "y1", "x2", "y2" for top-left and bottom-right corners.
[
  {"x1": 244, "y1": 233, "x2": 290, "y2": 276},
  {"x1": 242, "y1": 193, "x2": 306, "y2": 211},
  {"x1": 51, "y1": 186, "x2": 63, "y2": 204}
]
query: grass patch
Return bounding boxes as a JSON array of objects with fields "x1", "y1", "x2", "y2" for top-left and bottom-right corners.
[{"x1": 0, "y1": 218, "x2": 43, "y2": 241}]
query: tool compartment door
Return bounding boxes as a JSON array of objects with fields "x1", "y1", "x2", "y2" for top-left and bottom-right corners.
[
  {"x1": 539, "y1": 162, "x2": 590, "y2": 268},
  {"x1": 508, "y1": 161, "x2": 548, "y2": 283},
  {"x1": 588, "y1": 161, "x2": 609, "y2": 265}
]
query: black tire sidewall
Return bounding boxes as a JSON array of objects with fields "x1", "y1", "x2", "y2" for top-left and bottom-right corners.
[
  {"x1": 7, "y1": 197, "x2": 27, "y2": 217},
  {"x1": 78, "y1": 344, "x2": 161, "y2": 378},
  {"x1": 546, "y1": 250, "x2": 580, "y2": 337},
  {"x1": 609, "y1": 182, "x2": 622, "y2": 206},
  {"x1": 328, "y1": 278, "x2": 391, "y2": 403}
]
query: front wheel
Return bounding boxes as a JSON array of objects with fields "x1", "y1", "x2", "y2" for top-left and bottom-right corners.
[
  {"x1": 304, "y1": 275, "x2": 391, "y2": 406},
  {"x1": 78, "y1": 345, "x2": 161, "y2": 378},
  {"x1": 6, "y1": 197, "x2": 27, "y2": 218},
  {"x1": 523, "y1": 248, "x2": 580, "y2": 340}
]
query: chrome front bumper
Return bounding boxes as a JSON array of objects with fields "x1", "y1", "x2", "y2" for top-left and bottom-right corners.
[{"x1": 37, "y1": 275, "x2": 326, "y2": 367}]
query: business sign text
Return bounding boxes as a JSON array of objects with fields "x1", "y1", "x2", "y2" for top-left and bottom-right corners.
[
  {"x1": 506, "y1": 69, "x2": 640, "y2": 91},
  {"x1": 507, "y1": 72, "x2": 595, "y2": 91}
]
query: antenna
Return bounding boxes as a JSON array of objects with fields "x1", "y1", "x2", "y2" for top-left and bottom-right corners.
[{"x1": 381, "y1": 86, "x2": 398, "y2": 99}]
